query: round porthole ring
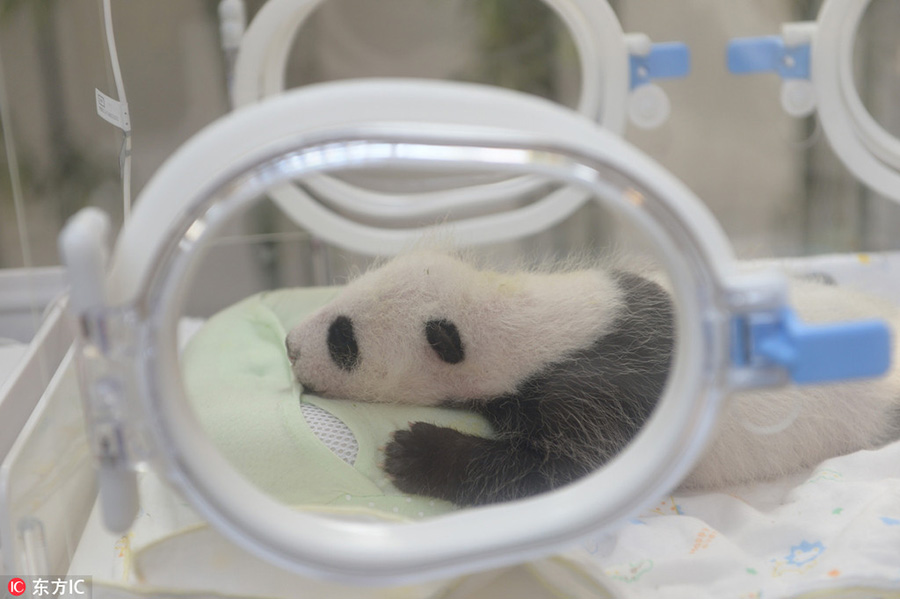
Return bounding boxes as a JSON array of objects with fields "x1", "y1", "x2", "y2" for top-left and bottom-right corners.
[
  {"x1": 230, "y1": 0, "x2": 629, "y2": 223},
  {"x1": 111, "y1": 81, "x2": 753, "y2": 585},
  {"x1": 814, "y1": 0, "x2": 900, "y2": 202}
]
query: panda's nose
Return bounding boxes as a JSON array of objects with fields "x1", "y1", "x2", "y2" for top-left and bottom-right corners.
[{"x1": 285, "y1": 336, "x2": 300, "y2": 364}]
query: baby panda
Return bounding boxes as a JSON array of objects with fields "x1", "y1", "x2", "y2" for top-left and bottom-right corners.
[{"x1": 285, "y1": 250, "x2": 900, "y2": 506}]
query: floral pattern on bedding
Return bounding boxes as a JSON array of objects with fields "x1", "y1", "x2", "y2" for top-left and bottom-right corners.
[{"x1": 564, "y1": 440, "x2": 900, "y2": 599}]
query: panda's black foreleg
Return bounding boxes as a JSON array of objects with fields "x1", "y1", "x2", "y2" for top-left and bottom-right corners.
[{"x1": 383, "y1": 422, "x2": 573, "y2": 506}]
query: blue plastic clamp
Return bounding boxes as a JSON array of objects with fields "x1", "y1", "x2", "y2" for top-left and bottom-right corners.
[
  {"x1": 731, "y1": 308, "x2": 891, "y2": 385},
  {"x1": 727, "y1": 36, "x2": 811, "y2": 80},
  {"x1": 629, "y1": 42, "x2": 691, "y2": 90}
]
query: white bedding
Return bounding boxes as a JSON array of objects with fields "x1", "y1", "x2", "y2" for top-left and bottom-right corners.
[
  {"x1": 66, "y1": 439, "x2": 900, "y2": 599},
  {"x1": 567, "y1": 441, "x2": 900, "y2": 598}
]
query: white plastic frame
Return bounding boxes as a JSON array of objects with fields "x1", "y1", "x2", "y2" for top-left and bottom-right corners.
[
  {"x1": 814, "y1": 0, "x2": 900, "y2": 202},
  {"x1": 83, "y1": 80, "x2": 787, "y2": 584},
  {"x1": 231, "y1": 0, "x2": 629, "y2": 225}
]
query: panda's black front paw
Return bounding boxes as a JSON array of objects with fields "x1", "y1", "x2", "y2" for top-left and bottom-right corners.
[{"x1": 383, "y1": 422, "x2": 468, "y2": 500}]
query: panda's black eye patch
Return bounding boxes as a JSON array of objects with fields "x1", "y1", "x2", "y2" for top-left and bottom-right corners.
[
  {"x1": 425, "y1": 319, "x2": 465, "y2": 364},
  {"x1": 328, "y1": 315, "x2": 360, "y2": 371}
]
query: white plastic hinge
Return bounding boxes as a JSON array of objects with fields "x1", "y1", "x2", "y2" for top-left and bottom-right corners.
[
  {"x1": 624, "y1": 33, "x2": 653, "y2": 57},
  {"x1": 781, "y1": 22, "x2": 817, "y2": 47},
  {"x1": 76, "y1": 307, "x2": 144, "y2": 533},
  {"x1": 60, "y1": 207, "x2": 143, "y2": 533},
  {"x1": 218, "y1": 0, "x2": 247, "y2": 51}
]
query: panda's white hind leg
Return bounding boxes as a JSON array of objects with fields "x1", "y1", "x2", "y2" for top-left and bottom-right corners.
[{"x1": 682, "y1": 281, "x2": 900, "y2": 490}]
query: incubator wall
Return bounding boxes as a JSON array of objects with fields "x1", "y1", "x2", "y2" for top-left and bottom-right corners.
[{"x1": 2, "y1": 1, "x2": 900, "y2": 597}]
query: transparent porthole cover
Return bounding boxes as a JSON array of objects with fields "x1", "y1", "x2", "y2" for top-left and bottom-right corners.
[{"x1": 229, "y1": 0, "x2": 688, "y2": 227}]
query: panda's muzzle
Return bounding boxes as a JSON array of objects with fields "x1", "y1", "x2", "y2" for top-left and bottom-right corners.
[{"x1": 328, "y1": 315, "x2": 360, "y2": 371}]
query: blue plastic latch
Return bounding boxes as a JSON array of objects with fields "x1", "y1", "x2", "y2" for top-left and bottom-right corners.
[
  {"x1": 727, "y1": 36, "x2": 810, "y2": 80},
  {"x1": 732, "y1": 308, "x2": 892, "y2": 385},
  {"x1": 629, "y1": 42, "x2": 691, "y2": 90}
]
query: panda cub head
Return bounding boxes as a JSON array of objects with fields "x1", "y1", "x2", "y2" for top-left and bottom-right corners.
[{"x1": 285, "y1": 250, "x2": 625, "y2": 405}]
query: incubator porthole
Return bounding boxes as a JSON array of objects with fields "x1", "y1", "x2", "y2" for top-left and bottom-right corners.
[
  {"x1": 63, "y1": 81, "x2": 782, "y2": 583},
  {"x1": 231, "y1": 0, "x2": 630, "y2": 233},
  {"x1": 175, "y1": 166, "x2": 682, "y2": 518}
]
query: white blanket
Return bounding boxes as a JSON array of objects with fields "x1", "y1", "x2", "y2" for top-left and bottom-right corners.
[
  {"x1": 566, "y1": 441, "x2": 900, "y2": 598},
  {"x1": 67, "y1": 440, "x2": 900, "y2": 599}
]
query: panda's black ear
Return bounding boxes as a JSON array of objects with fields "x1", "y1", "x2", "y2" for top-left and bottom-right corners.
[{"x1": 425, "y1": 319, "x2": 465, "y2": 364}]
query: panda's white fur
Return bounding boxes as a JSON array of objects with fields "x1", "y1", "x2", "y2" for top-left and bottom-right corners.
[
  {"x1": 286, "y1": 250, "x2": 626, "y2": 405},
  {"x1": 286, "y1": 250, "x2": 900, "y2": 505},
  {"x1": 683, "y1": 276, "x2": 900, "y2": 489}
]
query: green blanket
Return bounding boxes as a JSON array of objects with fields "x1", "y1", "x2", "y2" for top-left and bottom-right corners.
[{"x1": 182, "y1": 288, "x2": 491, "y2": 519}]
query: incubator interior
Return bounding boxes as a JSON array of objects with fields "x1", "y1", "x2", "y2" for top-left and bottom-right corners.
[
  {"x1": 2, "y1": 1, "x2": 900, "y2": 598},
  {"x1": 176, "y1": 174, "x2": 679, "y2": 516}
]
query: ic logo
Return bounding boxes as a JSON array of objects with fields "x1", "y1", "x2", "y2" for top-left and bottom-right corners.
[{"x1": 7, "y1": 578, "x2": 26, "y2": 596}]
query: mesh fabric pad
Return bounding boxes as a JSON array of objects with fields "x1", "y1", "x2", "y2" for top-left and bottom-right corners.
[{"x1": 299, "y1": 402, "x2": 358, "y2": 465}]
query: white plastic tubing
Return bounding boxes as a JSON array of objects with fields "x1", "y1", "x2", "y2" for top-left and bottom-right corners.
[{"x1": 101, "y1": 0, "x2": 133, "y2": 220}]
